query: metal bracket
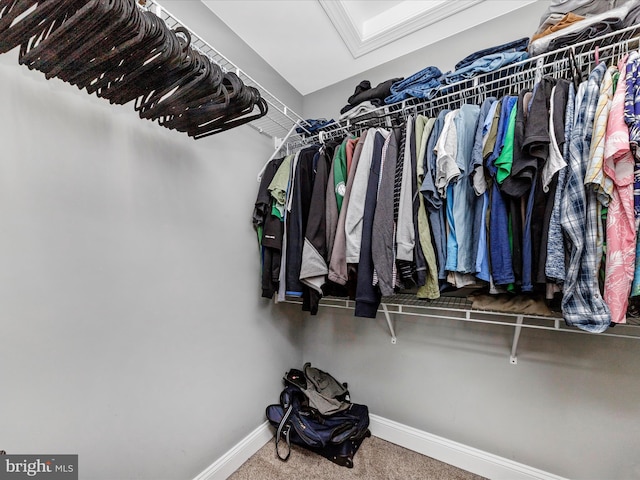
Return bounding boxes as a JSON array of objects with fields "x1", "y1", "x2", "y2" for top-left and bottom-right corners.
[
  {"x1": 510, "y1": 315, "x2": 524, "y2": 365},
  {"x1": 381, "y1": 303, "x2": 397, "y2": 344}
]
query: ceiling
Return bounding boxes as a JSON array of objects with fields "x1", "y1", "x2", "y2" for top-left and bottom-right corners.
[{"x1": 202, "y1": 0, "x2": 540, "y2": 96}]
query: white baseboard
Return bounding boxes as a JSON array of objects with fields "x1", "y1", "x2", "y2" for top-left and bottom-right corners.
[
  {"x1": 192, "y1": 421, "x2": 273, "y2": 480},
  {"x1": 193, "y1": 415, "x2": 569, "y2": 480},
  {"x1": 369, "y1": 414, "x2": 568, "y2": 480}
]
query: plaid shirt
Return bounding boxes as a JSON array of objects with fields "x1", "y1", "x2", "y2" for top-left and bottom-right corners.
[{"x1": 561, "y1": 63, "x2": 612, "y2": 333}]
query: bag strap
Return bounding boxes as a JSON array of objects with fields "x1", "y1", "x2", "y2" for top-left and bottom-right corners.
[{"x1": 275, "y1": 403, "x2": 293, "y2": 461}]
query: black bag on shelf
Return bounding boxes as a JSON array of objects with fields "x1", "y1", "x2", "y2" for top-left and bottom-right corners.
[{"x1": 265, "y1": 364, "x2": 371, "y2": 468}]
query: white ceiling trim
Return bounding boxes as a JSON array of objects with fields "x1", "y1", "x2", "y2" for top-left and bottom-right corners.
[{"x1": 319, "y1": 0, "x2": 486, "y2": 59}]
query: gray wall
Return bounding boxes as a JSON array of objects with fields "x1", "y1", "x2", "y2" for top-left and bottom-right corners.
[
  {"x1": 0, "y1": 37, "x2": 302, "y2": 480},
  {"x1": 300, "y1": 310, "x2": 640, "y2": 479},
  {"x1": 304, "y1": 1, "x2": 550, "y2": 120},
  {"x1": 299, "y1": 1, "x2": 640, "y2": 478},
  {"x1": 3, "y1": 1, "x2": 638, "y2": 480}
]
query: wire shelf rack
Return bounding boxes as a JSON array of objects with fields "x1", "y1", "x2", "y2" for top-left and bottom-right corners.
[{"x1": 283, "y1": 22, "x2": 640, "y2": 147}]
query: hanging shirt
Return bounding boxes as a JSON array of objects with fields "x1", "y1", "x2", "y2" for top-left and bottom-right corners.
[
  {"x1": 396, "y1": 117, "x2": 416, "y2": 262},
  {"x1": 345, "y1": 129, "x2": 379, "y2": 263},
  {"x1": 546, "y1": 82, "x2": 573, "y2": 283},
  {"x1": 355, "y1": 131, "x2": 389, "y2": 318},
  {"x1": 253, "y1": 156, "x2": 285, "y2": 298},
  {"x1": 483, "y1": 100, "x2": 502, "y2": 161},
  {"x1": 488, "y1": 97, "x2": 517, "y2": 286},
  {"x1": 300, "y1": 142, "x2": 337, "y2": 311},
  {"x1": 328, "y1": 132, "x2": 368, "y2": 286},
  {"x1": 435, "y1": 111, "x2": 461, "y2": 198},
  {"x1": 372, "y1": 130, "x2": 399, "y2": 296},
  {"x1": 604, "y1": 55, "x2": 635, "y2": 325},
  {"x1": 471, "y1": 97, "x2": 497, "y2": 282},
  {"x1": 494, "y1": 102, "x2": 517, "y2": 185},
  {"x1": 532, "y1": 81, "x2": 569, "y2": 289},
  {"x1": 561, "y1": 62, "x2": 611, "y2": 333},
  {"x1": 269, "y1": 154, "x2": 294, "y2": 216},
  {"x1": 325, "y1": 146, "x2": 342, "y2": 262},
  {"x1": 278, "y1": 151, "x2": 301, "y2": 302},
  {"x1": 286, "y1": 145, "x2": 321, "y2": 298},
  {"x1": 623, "y1": 52, "x2": 640, "y2": 297},
  {"x1": 421, "y1": 109, "x2": 450, "y2": 281},
  {"x1": 585, "y1": 67, "x2": 616, "y2": 206},
  {"x1": 518, "y1": 90, "x2": 536, "y2": 293},
  {"x1": 542, "y1": 85, "x2": 569, "y2": 194},
  {"x1": 392, "y1": 126, "x2": 408, "y2": 287},
  {"x1": 625, "y1": 52, "x2": 640, "y2": 152},
  {"x1": 587, "y1": 67, "x2": 617, "y2": 279},
  {"x1": 523, "y1": 78, "x2": 556, "y2": 286},
  {"x1": 346, "y1": 137, "x2": 358, "y2": 175},
  {"x1": 501, "y1": 89, "x2": 535, "y2": 198},
  {"x1": 452, "y1": 104, "x2": 480, "y2": 274},
  {"x1": 414, "y1": 117, "x2": 440, "y2": 298},
  {"x1": 415, "y1": 115, "x2": 440, "y2": 300},
  {"x1": 545, "y1": 83, "x2": 576, "y2": 283},
  {"x1": 333, "y1": 139, "x2": 348, "y2": 212},
  {"x1": 410, "y1": 116, "x2": 428, "y2": 288},
  {"x1": 435, "y1": 110, "x2": 460, "y2": 273}
]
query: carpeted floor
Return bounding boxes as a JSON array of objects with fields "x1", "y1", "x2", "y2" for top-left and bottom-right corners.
[{"x1": 228, "y1": 435, "x2": 486, "y2": 480}]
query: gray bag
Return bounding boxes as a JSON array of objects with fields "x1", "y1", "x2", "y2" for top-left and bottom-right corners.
[{"x1": 284, "y1": 362, "x2": 350, "y2": 415}]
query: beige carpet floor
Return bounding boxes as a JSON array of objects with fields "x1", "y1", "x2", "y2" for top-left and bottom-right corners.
[{"x1": 228, "y1": 435, "x2": 486, "y2": 480}]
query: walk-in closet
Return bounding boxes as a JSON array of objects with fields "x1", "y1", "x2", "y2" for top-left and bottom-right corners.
[{"x1": 1, "y1": 1, "x2": 639, "y2": 479}]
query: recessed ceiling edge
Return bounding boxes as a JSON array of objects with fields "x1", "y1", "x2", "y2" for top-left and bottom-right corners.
[{"x1": 318, "y1": 0, "x2": 488, "y2": 59}]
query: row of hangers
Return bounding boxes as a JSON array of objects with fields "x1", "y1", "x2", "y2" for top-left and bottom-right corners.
[{"x1": 0, "y1": 0, "x2": 268, "y2": 138}]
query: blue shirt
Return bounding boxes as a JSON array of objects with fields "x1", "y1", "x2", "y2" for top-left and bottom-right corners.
[
  {"x1": 488, "y1": 97, "x2": 518, "y2": 285},
  {"x1": 452, "y1": 104, "x2": 480, "y2": 274},
  {"x1": 472, "y1": 98, "x2": 497, "y2": 281}
]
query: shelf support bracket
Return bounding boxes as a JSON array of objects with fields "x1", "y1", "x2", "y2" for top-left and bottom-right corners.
[
  {"x1": 381, "y1": 303, "x2": 397, "y2": 344},
  {"x1": 510, "y1": 315, "x2": 524, "y2": 365}
]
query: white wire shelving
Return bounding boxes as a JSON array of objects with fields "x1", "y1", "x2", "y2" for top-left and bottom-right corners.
[
  {"x1": 283, "y1": 23, "x2": 640, "y2": 149},
  {"x1": 275, "y1": 24, "x2": 640, "y2": 357},
  {"x1": 148, "y1": 0, "x2": 640, "y2": 352},
  {"x1": 285, "y1": 293, "x2": 640, "y2": 364}
]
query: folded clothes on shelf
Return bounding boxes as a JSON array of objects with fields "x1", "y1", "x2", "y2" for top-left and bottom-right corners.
[
  {"x1": 384, "y1": 66, "x2": 442, "y2": 104},
  {"x1": 346, "y1": 78, "x2": 403, "y2": 106},
  {"x1": 539, "y1": 0, "x2": 633, "y2": 22},
  {"x1": 531, "y1": 12, "x2": 585, "y2": 43},
  {"x1": 340, "y1": 98, "x2": 384, "y2": 115},
  {"x1": 528, "y1": 2, "x2": 635, "y2": 56},
  {"x1": 296, "y1": 118, "x2": 335, "y2": 135},
  {"x1": 623, "y1": 0, "x2": 640, "y2": 25},
  {"x1": 442, "y1": 51, "x2": 529, "y2": 85},
  {"x1": 454, "y1": 37, "x2": 529, "y2": 71},
  {"x1": 338, "y1": 101, "x2": 383, "y2": 121}
]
